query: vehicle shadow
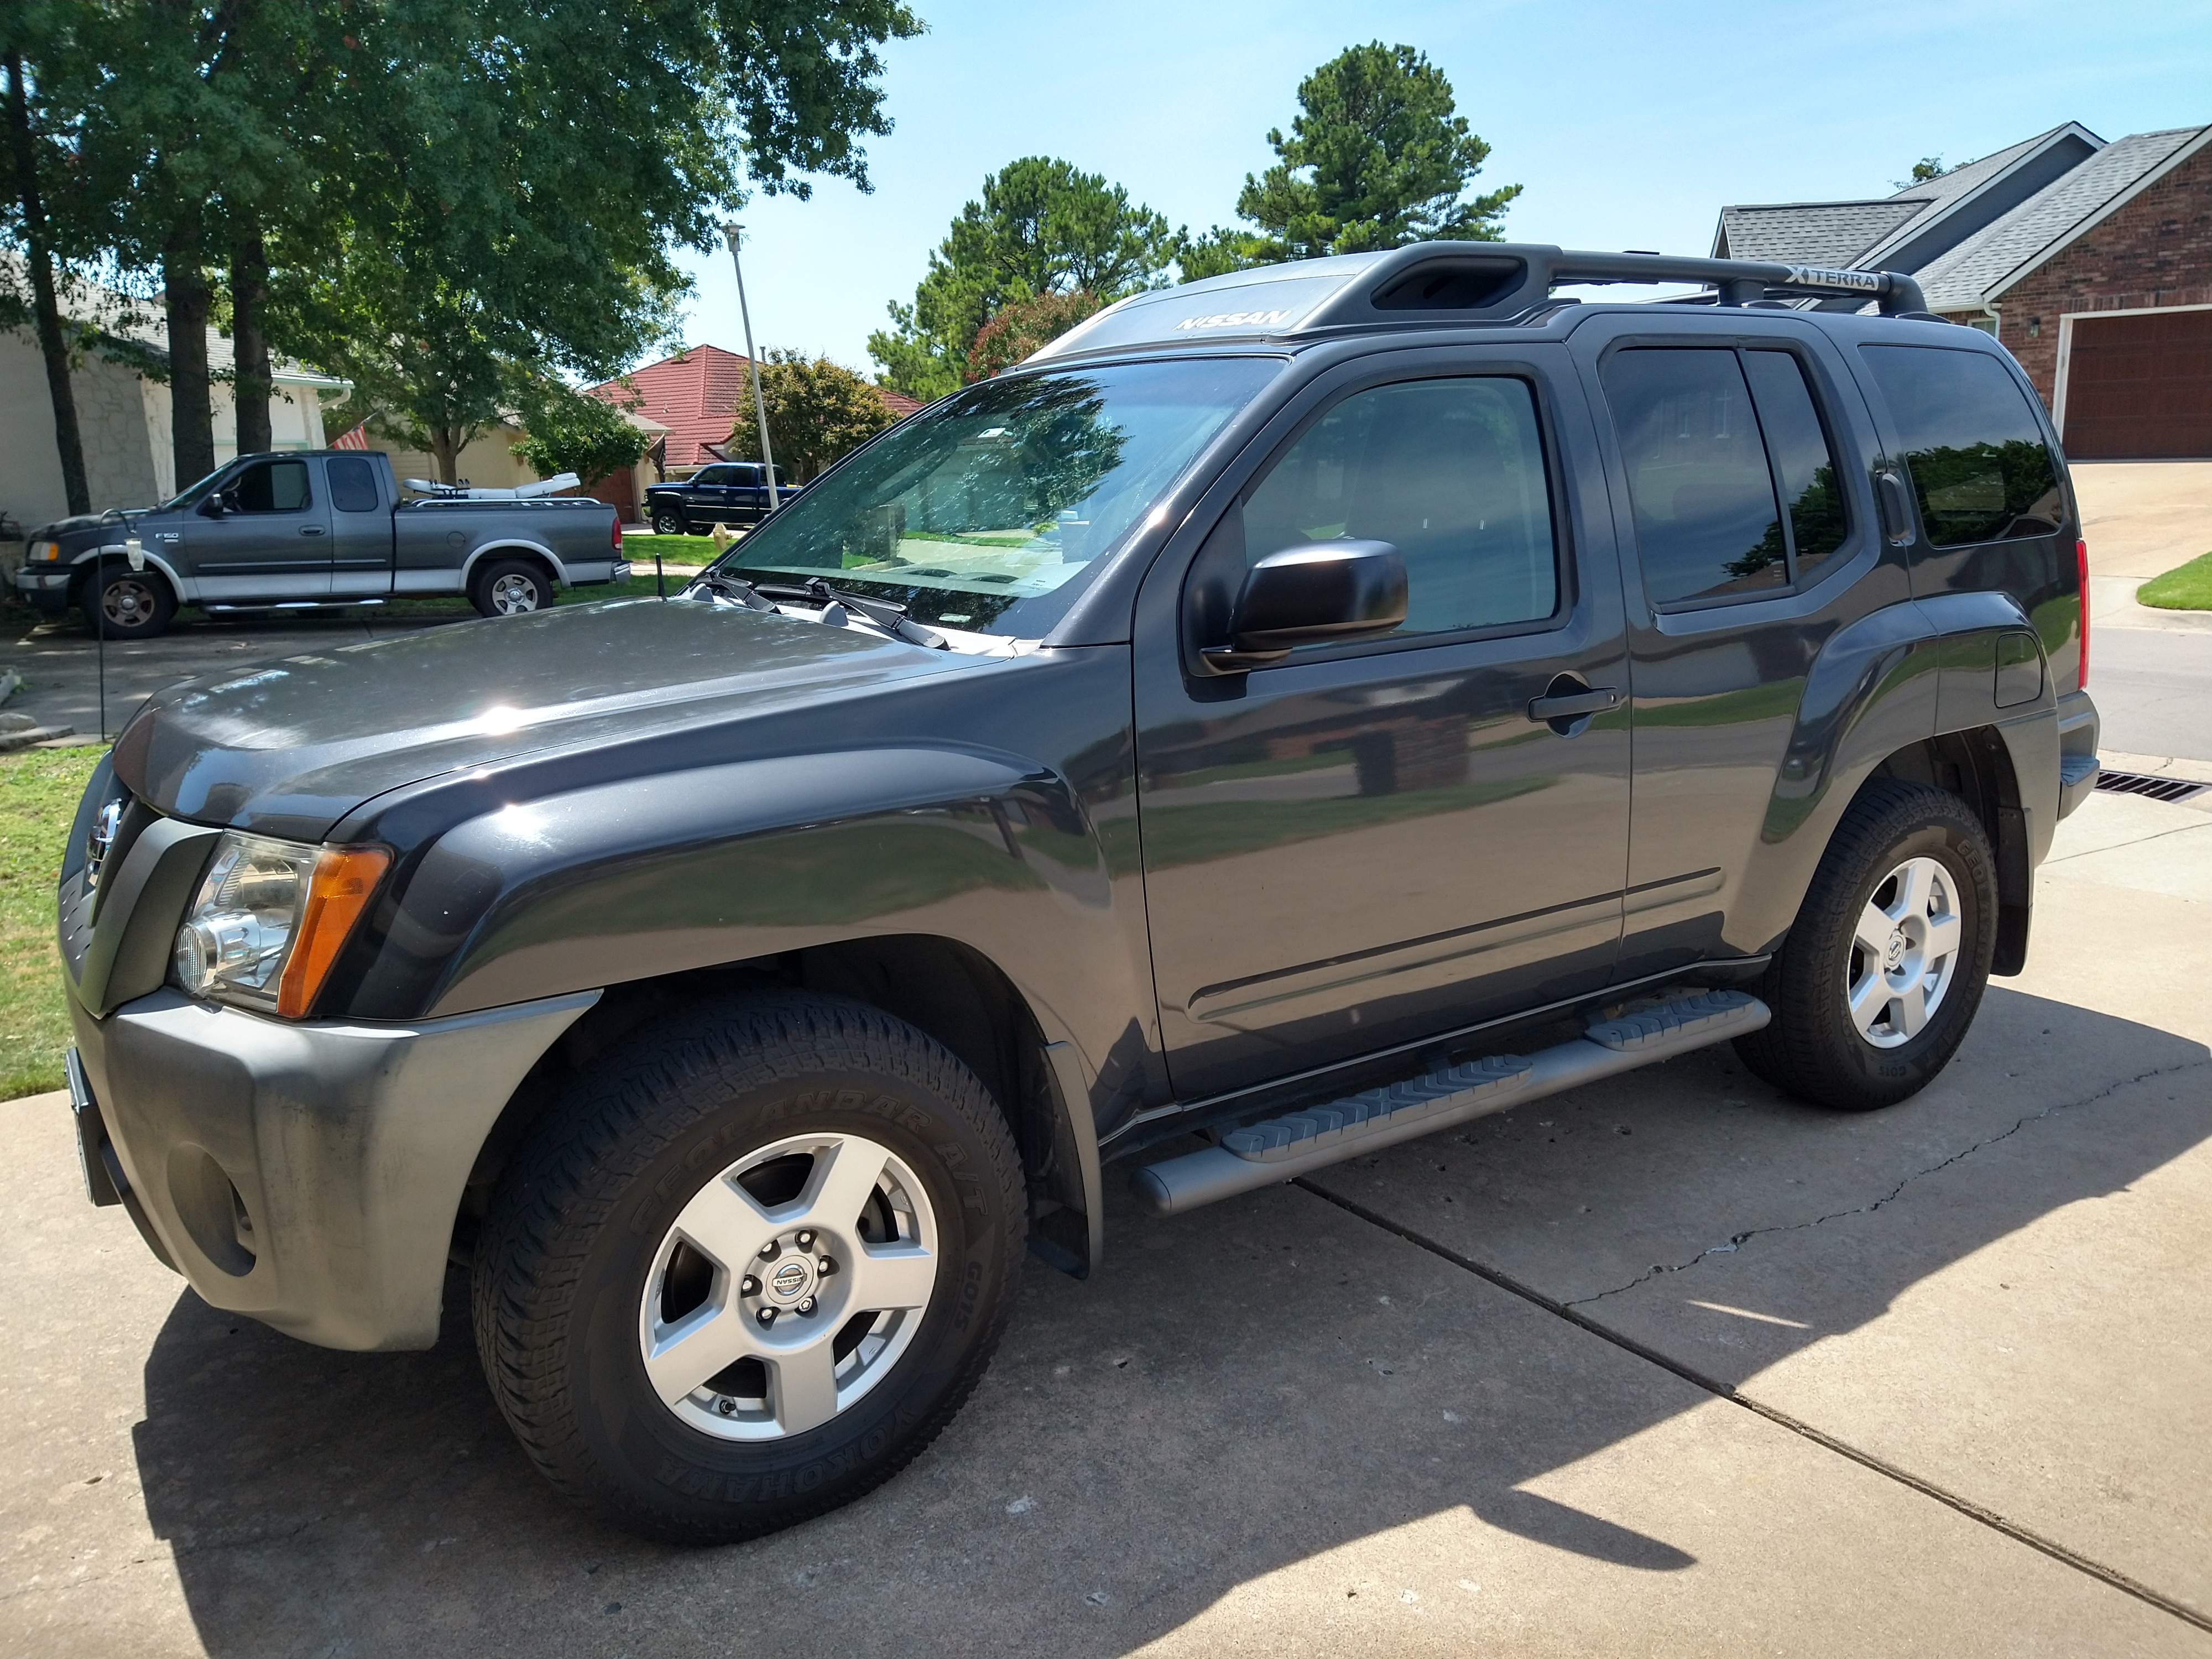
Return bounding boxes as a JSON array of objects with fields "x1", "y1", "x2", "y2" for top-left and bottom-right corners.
[{"x1": 129, "y1": 986, "x2": 2208, "y2": 1656}]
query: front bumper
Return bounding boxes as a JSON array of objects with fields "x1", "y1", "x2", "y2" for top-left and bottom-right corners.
[
  {"x1": 69, "y1": 987, "x2": 596, "y2": 1350},
  {"x1": 13, "y1": 565, "x2": 73, "y2": 615}
]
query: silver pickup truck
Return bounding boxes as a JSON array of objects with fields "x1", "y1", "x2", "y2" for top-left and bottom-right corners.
[{"x1": 13, "y1": 449, "x2": 628, "y2": 638}]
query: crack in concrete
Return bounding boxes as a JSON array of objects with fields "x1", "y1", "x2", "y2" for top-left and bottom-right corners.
[{"x1": 1565, "y1": 1056, "x2": 2211, "y2": 1308}]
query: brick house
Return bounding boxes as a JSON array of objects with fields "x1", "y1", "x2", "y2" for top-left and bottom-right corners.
[
  {"x1": 1714, "y1": 123, "x2": 2210, "y2": 458},
  {"x1": 586, "y1": 347, "x2": 925, "y2": 520}
]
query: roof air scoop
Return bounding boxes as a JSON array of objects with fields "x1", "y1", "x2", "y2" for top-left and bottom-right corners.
[{"x1": 1370, "y1": 257, "x2": 1527, "y2": 311}]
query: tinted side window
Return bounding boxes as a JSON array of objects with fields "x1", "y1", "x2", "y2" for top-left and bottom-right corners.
[
  {"x1": 326, "y1": 456, "x2": 381, "y2": 513},
  {"x1": 691, "y1": 466, "x2": 731, "y2": 486},
  {"x1": 1601, "y1": 349, "x2": 1787, "y2": 604},
  {"x1": 1241, "y1": 377, "x2": 1557, "y2": 637},
  {"x1": 1860, "y1": 345, "x2": 2062, "y2": 546},
  {"x1": 1743, "y1": 351, "x2": 1848, "y2": 580},
  {"x1": 232, "y1": 458, "x2": 311, "y2": 513}
]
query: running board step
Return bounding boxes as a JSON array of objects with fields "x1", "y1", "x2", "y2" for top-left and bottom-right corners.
[{"x1": 1130, "y1": 990, "x2": 1768, "y2": 1217}]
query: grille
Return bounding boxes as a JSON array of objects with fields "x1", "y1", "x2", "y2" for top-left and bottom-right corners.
[{"x1": 2093, "y1": 769, "x2": 2209, "y2": 805}]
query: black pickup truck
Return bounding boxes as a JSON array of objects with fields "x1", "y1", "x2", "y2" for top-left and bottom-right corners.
[
  {"x1": 644, "y1": 461, "x2": 800, "y2": 536},
  {"x1": 58, "y1": 244, "x2": 2098, "y2": 1545}
]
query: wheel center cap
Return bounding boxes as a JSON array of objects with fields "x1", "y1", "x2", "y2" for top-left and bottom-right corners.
[
  {"x1": 1885, "y1": 930, "x2": 1908, "y2": 970},
  {"x1": 768, "y1": 1258, "x2": 815, "y2": 1303}
]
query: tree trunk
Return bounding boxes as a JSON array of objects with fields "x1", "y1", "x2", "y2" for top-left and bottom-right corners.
[
  {"x1": 5, "y1": 50, "x2": 90, "y2": 517},
  {"x1": 165, "y1": 244, "x2": 217, "y2": 487},
  {"x1": 229, "y1": 227, "x2": 272, "y2": 455},
  {"x1": 429, "y1": 426, "x2": 461, "y2": 484}
]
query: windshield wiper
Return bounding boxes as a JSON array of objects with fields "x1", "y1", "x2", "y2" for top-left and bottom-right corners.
[
  {"x1": 754, "y1": 578, "x2": 948, "y2": 649},
  {"x1": 686, "y1": 572, "x2": 777, "y2": 611}
]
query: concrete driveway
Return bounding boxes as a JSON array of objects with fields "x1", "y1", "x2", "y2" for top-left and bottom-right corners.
[
  {"x1": 2, "y1": 782, "x2": 2206, "y2": 1657},
  {"x1": 2073, "y1": 462, "x2": 2212, "y2": 765}
]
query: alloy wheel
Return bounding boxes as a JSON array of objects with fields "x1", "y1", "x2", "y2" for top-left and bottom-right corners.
[
  {"x1": 636, "y1": 1132, "x2": 938, "y2": 1442},
  {"x1": 1844, "y1": 854, "x2": 1963, "y2": 1048}
]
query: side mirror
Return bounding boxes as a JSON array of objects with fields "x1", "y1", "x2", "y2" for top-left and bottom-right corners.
[
  {"x1": 196, "y1": 492, "x2": 228, "y2": 519},
  {"x1": 1201, "y1": 540, "x2": 1407, "y2": 672}
]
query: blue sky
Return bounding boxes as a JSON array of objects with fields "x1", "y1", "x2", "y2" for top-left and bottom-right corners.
[{"x1": 671, "y1": 0, "x2": 2211, "y2": 373}]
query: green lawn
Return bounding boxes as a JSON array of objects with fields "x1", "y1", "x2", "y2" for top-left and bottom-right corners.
[
  {"x1": 1, "y1": 746, "x2": 103, "y2": 1099},
  {"x1": 2137, "y1": 551, "x2": 2212, "y2": 611}
]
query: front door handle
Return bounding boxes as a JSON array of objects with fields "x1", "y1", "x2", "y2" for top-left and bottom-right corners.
[
  {"x1": 298, "y1": 525, "x2": 326, "y2": 536},
  {"x1": 1527, "y1": 680, "x2": 1621, "y2": 726}
]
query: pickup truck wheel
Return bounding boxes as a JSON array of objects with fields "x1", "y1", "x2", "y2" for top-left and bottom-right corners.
[
  {"x1": 650, "y1": 509, "x2": 685, "y2": 536},
  {"x1": 471, "y1": 559, "x2": 552, "y2": 617},
  {"x1": 79, "y1": 563, "x2": 176, "y2": 640},
  {"x1": 1736, "y1": 780, "x2": 1996, "y2": 1111},
  {"x1": 471, "y1": 990, "x2": 1024, "y2": 1543}
]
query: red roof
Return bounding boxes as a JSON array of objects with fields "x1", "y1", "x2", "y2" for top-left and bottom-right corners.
[
  {"x1": 875, "y1": 387, "x2": 923, "y2": 418},
  {"x1": 588, "y1": 345, "x2": 755, "y2": 469}
]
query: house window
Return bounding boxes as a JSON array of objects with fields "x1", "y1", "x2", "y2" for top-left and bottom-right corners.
[{"x1": 1965, "y1": 316, "x2": 1999, "y2": 336}]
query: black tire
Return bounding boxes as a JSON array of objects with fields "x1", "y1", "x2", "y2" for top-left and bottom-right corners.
[
  {"x1": 78, "y1": 561, "x2": 177, "y2": 640},
  {"x1": 650, "y1": 508, "x2": 685, "y2": 536},
  {"x1": 471, "y1": 991, "x2": 1025, "y2": 1543},
  {"x1": 470, "y1": 557, "x2": 554, "y2": 617},
  {"x1": 1736, "y1": 779, "x2": 1997, "y2": 1111}
]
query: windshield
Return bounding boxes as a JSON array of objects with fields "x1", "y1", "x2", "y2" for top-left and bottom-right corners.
[
  {"x1": 164, "y1": 466, "x2": 230, "y2": 511},
  {"x1": 715, "y1": 357, "x2": 1281, "y2": 636}
]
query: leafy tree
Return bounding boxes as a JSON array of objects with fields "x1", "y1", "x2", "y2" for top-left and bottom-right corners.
[
  {"x1": 1191, "y1": 42, "x2": 1520, "y2": 272},
  {"x1": 722, "y1": 348, "x2": 900, "y2": 482},
  {"x1": 966, "y1": 290, "x2": 1103, "y2": 381},
  {"x1": 6, "y1": 0, "x2": 921, "y2": 492},
  {"x1": 1893, "y1": 156, "x2": 1949, "y2": 190},
  {"x1": 870, "y1": 158, "x2": 1180, "y2": 398},
  {"x1": 511, "y1": 379, "x2": 654, "y2": 488}
]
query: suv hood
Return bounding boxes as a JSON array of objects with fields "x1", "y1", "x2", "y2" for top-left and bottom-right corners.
[{"x1": 112, "y1": 598, "x2": 975, "y2": 841}]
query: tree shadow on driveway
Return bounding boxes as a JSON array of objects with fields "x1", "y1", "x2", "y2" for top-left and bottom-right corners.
[{"x1": 127, "y1": 987, "x2": 2208, "y2": 1655}]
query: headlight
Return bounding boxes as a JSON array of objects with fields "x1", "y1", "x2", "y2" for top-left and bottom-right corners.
[
  {"x1": 174, "y1": 832, "x2": 390, "y2": 1017},
  {"x1": 30, "y1": 540, "x2": 63, "y2": 562}
]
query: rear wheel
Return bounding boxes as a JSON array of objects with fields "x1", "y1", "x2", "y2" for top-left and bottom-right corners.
[
  {"x1": 471, "y1": 992, "x2": 1024, "y2": 1543},
  {"x1": 470, "y1": 558, "x2": 553, "y2": 617},
  {"x1": 79, "y1": 562, "x2": 176, "y2": 640},
  {"x1": 1736, "y1": 780, "x2": 1996, "y2": 1111}
]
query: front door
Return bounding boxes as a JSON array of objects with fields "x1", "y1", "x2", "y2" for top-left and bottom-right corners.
[
  {"x1": 186, "y1": 456, "x2": 332, "y2": 600},
  {"x1": 1135, "y1": 349, "x2": 1632, "y2": 1101}
]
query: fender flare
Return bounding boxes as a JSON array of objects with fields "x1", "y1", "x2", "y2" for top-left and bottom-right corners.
[
  {"x1": 1732, "y1": 591, "x2": 2051, "y2": 958},
  {"x1": 69, "y1": 546, "x2": 195, "y2": 604},
  {"x1": 459, "y1": 538, "x2": 570, "y2": 590}
]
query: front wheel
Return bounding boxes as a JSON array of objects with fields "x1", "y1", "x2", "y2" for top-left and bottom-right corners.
[
  {"x1": 1735, "y1": 779, "x2": 1997, "y2": 1111},
  {"x1": 650, "y1": 508, "x2": 685, "y2": 536},
  {"x1": 472, "y1": 992, "x2": 1025, "y2": 1543},
  {"x1": 80, "y1": 562, "x2": 176, "y2": 640}
]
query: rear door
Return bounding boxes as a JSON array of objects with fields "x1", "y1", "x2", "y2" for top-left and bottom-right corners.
[
  {"x1": 1133, "y1": 345, "x2": 1631, "y2": 1101},
  {"x1": 325, "y1": 454, "x2": 395, "y2": 596},
  {"x1": 1573, "y1": 313, "x2": 1901, "y2": 981},
  {"x1": 186, "y1": 456, "x2": 332, "y2": 600}
]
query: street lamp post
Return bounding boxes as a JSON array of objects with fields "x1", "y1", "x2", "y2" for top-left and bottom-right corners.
[{"x1": 722, "y1": 222, "x2": 779, "y2": 513}]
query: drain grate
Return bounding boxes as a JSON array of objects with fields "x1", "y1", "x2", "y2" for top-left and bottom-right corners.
[{"x1": 2094, "y1": 769, "x2": 2209, "y2": 804}]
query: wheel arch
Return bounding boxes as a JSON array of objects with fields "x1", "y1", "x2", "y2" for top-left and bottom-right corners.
[
  {"x1": 461, "y1": 540, "x2": 567, "y2": 591},
  {"x1": 1730, "y1": 592, "x2": 2053, "y2": 971},
  {"x1": 69, "y1": 549, "x2": 189, "y2": 607},
  {"x1": 452, "y1": 935, "x2": 1105, "y2": 1281}
]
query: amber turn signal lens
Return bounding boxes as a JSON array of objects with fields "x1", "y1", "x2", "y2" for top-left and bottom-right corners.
[{"x1": 275, "y1": 847, "x2": 392, "y2": 1018}]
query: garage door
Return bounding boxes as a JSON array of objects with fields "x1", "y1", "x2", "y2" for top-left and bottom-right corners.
[{"x1": 2061, "y1": 307, "x2": 2212, "y2": 460}]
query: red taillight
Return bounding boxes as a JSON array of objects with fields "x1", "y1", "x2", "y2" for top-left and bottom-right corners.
[
  {"x1": 2077, "y1": 537, "x2": 2090, "y2": 690},
  {"x1": 612, "y1": 517, "x2": 623, "y2": 552}
]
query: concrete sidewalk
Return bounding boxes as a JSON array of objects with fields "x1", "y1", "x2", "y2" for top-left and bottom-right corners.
[{"x1": 1, "y1": 786, "x2": 2206, "y2": 1657}]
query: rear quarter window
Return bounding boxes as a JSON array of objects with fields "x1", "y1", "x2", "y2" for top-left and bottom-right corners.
[{"x1": 1859, "y1": 345, "x2": 2063, "y2": 546}]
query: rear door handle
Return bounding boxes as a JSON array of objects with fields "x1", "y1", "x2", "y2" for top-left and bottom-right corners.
[
  {"x1": 1527, "y1": 686, "x2": 1621, "y2": 722},
  {"x1": 298, "y1": 525, "x2": 326, "y2": 536}
]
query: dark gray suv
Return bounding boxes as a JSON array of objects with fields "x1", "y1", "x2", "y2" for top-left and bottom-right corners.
[{"x1": 56, "y1": 244, "x2": 2099, "y2": 1543}]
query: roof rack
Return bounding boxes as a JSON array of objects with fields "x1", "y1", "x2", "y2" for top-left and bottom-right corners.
[{"x1": 1029, "y1": 243, "x2": 1932, "y2": 365}]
